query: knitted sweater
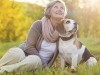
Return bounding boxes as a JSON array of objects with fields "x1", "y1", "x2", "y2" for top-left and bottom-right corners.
[{"x1": 24, "y1": 20, "x2": 59, "y2": 67}]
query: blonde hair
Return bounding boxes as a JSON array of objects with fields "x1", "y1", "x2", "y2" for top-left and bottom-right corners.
[{"x1": 44, "y1": 0, "x2": 67, "y2": 18}]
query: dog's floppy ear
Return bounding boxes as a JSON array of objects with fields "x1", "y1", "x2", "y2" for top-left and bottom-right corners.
[{"x1": 55, "y1": 19, "x2": 66, "y2": 35}]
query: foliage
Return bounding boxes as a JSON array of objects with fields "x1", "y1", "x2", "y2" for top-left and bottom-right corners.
[
  {"x1": 0, "y1": 0, "x2": 100, "y2": 41},
  {"x1": 0, "y1": 0, "x2": 44, "y2": 42},
  {"x1": 63, "y1": 0, "x2": 100, "y2": 38}
]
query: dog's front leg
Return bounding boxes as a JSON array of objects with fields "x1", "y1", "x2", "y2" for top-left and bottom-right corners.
[
  {"x1": 71, "y1": 54, "x2": 78, "y2": 71},
  {"x1": 60, "y1": 55, "x2": 65, "y2": 70}
]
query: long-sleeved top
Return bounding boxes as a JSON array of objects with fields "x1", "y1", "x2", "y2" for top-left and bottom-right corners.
[{"x1": 23, "y1": 20, "x2": 59, "y2": 67}]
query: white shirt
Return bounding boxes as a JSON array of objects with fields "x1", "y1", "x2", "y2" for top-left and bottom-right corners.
[{"x1": 39, "y1": 40, "x2": 56, "y2": 63}]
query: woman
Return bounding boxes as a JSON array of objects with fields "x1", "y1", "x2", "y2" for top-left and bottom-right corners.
[{"x1": 0, "y1": 0, "x2": 67, "y2": 74}]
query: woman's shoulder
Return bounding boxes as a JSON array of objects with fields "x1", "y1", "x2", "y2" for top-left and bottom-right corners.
[
  {"x1": 30, "y1": 20, "x2": 42, "y2": 29},
  {"x1": 30, "y1": 20, "x2": 42, "y2": 33},
  {"x1": 32, "y1": 20, "x2": 42, "y2": 28}
]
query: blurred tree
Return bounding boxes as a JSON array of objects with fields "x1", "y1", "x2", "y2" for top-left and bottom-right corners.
[
  {"x1": 0, "y1": 0, "x2": 100, "y2": 42},
  {"x1": 63, "y1": 0, "x2": 100, "y2": 38},
  {"x1": 0, "y1": 0, "x2": 44, "y2": 42}
]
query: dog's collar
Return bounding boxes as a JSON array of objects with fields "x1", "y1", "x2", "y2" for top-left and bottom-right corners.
[{"x1": 60, "y1": 34, "x2": 74, "y2": 41}]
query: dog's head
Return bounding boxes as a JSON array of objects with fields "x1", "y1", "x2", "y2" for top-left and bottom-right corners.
[{"x1": 56, "y1": 19, "x2": 78, "y2": 37}]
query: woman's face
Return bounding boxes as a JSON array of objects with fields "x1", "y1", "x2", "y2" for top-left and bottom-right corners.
[{"x1": 50, "y1": 2, "x2": 65, "y2": 20}]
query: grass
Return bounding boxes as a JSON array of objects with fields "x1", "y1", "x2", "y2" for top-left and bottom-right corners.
[
  {"x1": 79, "y1": 38, "x2": 100, "y2": 60},
  {"x1": 1, "y1": 64, "x2": 100, "y2": 75},
  {"x1": 0, "y1": 38, "x2": 100, "y2": 75},
  {"x1": 0, "y1": 41, "x2": 22, "y2": 58},
  {"x1": 80, "y1": 38, "x2": 100, "y2": 52}
]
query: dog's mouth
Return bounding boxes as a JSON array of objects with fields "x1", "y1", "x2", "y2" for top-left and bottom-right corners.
[
  {"x1": 63, "y1": 24, "x2": 78, "y2": 37},
  {"x1": 60, "y1": 30, "x2": 75, "y2": 41},
  {"x1": 55, "y1": 23, "x2": 73, "y2": 37},
  {"x1": 59, "y1": 29, "x2": 74, "y2": 38}
]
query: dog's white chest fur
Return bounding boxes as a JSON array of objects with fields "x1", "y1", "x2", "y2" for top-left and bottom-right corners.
[{"x1": 59, "y1": 38, "x2": 85, "y2": 64}]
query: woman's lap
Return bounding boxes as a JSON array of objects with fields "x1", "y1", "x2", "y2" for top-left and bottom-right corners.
[{"x1": 0, "y1": 47, "x2": 42, "y2": 74}]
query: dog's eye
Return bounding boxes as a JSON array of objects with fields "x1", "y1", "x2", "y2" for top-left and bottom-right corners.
[
  {"x1": 66, "y1": 20, "x2": 70, "y2": 24},
  {"x1": 68, "y1": 30, "x2": 72, "y2": 33}
]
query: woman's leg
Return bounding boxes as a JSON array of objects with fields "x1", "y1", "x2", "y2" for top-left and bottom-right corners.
[
  {"x1": 0, "y1": 55, "x2": 42, "y2": 73},
  {"x1": 0, "y1": 47, "x2": 25, "y2": 67}
]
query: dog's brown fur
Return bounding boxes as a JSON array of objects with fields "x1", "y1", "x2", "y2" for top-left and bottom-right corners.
[{"x1": 73, "y1": 38, "x2": 82, "y2": 49}]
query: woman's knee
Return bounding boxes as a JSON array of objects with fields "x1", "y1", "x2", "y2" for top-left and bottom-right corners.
[
  {"x1": 25, "y1": 55, "x2": 42, "y2": 63},
  {"x1": 8, "y1": 47, "x2": 25, "y2": 61},
  {"x1": 23, "y1": 55, "x2": 42, "y2": 68}
]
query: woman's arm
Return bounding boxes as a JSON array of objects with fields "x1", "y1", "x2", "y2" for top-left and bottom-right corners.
[
  {"x1": 24, "y1": 20, "x2": 42, "y2": 56},
  {"x1": 24, "y1": 20, "x2": 48, "y2": 67}
]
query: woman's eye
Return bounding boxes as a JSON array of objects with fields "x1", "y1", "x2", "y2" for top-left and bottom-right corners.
[
  {"x1": 61, "y1": 7, "x2": 64, "y2": 10},
  {"x1": 54, "y1": 6, "x2": 58, "y2": 8}
]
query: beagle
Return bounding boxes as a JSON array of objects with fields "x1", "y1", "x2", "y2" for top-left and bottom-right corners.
[{"x1": 56, "y1": 19, "x2": 97, "y2": 72}]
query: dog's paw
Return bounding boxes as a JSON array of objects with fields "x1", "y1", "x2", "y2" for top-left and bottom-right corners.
[
  {"x1": 67, "y1": 67, "x2": 77, "y2": 73},
  {"x1": 70, "y1": 69, "x2": 76, "y2": 73}
]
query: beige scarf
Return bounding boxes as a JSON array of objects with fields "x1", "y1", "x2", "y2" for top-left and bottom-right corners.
[{"x1": 41, "y1": 17, "x2": 59, "y2": 43}]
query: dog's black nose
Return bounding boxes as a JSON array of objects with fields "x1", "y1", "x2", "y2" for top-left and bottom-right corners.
[
  {"x1": 74, "y1": 22, "x2": 77, "y2": 26},
  {"x1": 73, "y1": 22, "x2": 77, "y2": 30}
]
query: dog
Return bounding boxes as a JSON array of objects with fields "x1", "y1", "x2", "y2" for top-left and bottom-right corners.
[{"x1": 55, "y1": 19, "x2": 97, "y2": 72}]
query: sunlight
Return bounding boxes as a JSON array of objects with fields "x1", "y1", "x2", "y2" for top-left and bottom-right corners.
[
  {"x1": 15, "y1": 0, "x2": 35, "y2": 3},
  {"x1": 87, "y1": 0, "x2": 97, "y2": 7},
  {"x1": 79, "y1": 0, "x2": 84, "y2": 9},
  {"x1": 79, "y1": 0, "x2": 98, "y2": 8},
  {"x1": 15, "y1": 0, "x2": 49, "y2": 6}
]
